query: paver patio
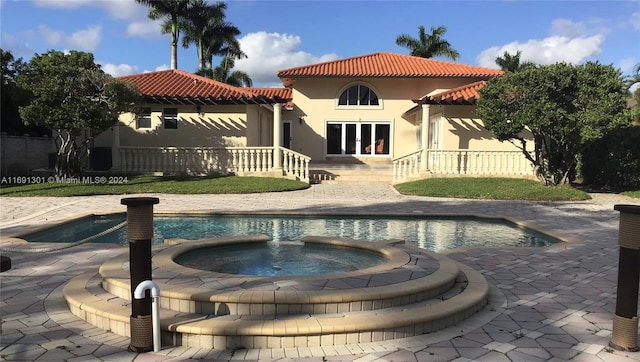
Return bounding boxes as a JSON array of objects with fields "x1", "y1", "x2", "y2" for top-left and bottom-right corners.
[{"x1": 0, "y1": 184, "x2": 639, "y2": 361}]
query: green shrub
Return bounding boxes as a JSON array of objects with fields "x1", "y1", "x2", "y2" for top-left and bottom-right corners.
[{"x1": 581, "y1": 126, "x2": 640, "y2": 190}]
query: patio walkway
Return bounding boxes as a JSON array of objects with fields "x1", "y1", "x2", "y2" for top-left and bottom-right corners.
[{"x1": 0, "y1": 184, "x2": 639, "y2": 361}]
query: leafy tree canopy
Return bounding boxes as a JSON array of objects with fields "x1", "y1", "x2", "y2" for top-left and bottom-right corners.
[
  {"x1": 0, "y1": 48, "x2": 49, "y2": 136},
  {"x1": 18, "y1": 50, "x2": 141, "y2": 176},
  {"x1": 476, "y1": 62, "x2": 631, "y2": 185}
]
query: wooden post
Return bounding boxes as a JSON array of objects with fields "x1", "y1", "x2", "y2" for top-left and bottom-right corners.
[
  {"x1": 121, "y1": 197, "x2": 159, "y2": 353},
  {"x1": 610, "y1": 204, "x2": 640, "y2": 352}
]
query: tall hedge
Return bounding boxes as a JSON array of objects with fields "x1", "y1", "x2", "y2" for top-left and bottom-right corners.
[{"x1": 581, "y1": 126, "x2": 640, "y2": 189}]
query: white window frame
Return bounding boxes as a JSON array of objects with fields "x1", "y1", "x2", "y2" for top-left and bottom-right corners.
[
  {"x1": 136, "y1": 107, "x2": 152, "y2": 129},
  {"x1": 163, "y1": 108, "x2": 178, "y2": 129},
  {"x1": 334, "y1": 82, "x2": 383, "y2": 110}
]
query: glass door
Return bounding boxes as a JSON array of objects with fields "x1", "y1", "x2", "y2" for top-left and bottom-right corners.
[{"x1": 326, "y1": 121, "x2": 390, "y2": 156}]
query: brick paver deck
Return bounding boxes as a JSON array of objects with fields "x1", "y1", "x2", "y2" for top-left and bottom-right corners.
[{"x1": 1, "y1": 184, "x2": 639, "y2": 361}]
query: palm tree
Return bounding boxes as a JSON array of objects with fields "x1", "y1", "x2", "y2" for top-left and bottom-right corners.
[
  {"x1": 624, "y1": 63, "x2": 640, "y2": 90},
  {"x1": 494, "y1": 51, "x2": 535, "y2": 72},
  {"x1": 135, "y1": 0, "x2": 191, "y2": 69},
  {"x1": 205, "y1": 56, "x2": 252, "y2": 87},
  {"x1": 180, "y1": 1, "x2": 245, "y2": 73},
  {"x1": 395, "y1": 25, "x2": 460, "y2": 60}
]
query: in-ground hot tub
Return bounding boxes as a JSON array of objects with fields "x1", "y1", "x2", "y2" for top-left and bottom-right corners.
[
  {"x1": 173, "y1": 240, "x2": 387, "y2": 276},
  {"x1": 65, "y1": 235, "x2": 494, "y2": 350}
]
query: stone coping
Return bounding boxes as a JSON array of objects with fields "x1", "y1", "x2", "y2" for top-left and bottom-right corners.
[
  {"x1": 99, "y1": 236, "x2": 460, "y2": 308},
  {"x1": 1, "y1": 209, "x2": 576, "y2": 248}
]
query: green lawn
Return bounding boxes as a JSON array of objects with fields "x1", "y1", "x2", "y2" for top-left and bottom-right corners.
[
  {"x1": 2, "y1": 175, "x2": 635, "y2": 201},
  {"x1": 622, "y1": 190, "x2": 640, "y2": 198},
  {"x1": 0, "y1": 175, "x2": 309, "y2": 197},
  {"x1": 394, "y1": 177, "x2": 591, "y2": 201}
]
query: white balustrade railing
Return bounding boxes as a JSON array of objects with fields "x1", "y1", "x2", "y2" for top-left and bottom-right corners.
[
  {"x1": 117, "y1": 146, "x2": 311, "y2": 182},
  {"x1": 392, "y1": 149, "x2": 422, "y2": 181},
  {"x1": 229, "y1": 147, "x2": 274, "y2": 173},
  {"x1": 281, "y1": 148, "x2": 310, "y2": 182},
  {"x1": 393, "y1": 149, "x2": 534, "y2": 182}
]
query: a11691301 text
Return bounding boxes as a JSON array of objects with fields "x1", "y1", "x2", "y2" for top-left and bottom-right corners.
[{"x1": 1, "y1": 176, "x2": 129, "y2": 185}]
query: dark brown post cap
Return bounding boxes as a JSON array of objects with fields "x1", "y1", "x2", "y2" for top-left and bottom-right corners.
[
  {"x1": 614, "y1": 204, "x2": 640, "y2": 214},
  {"x1": 121, "y1": 197, "x2": 160, "y2": 206}
]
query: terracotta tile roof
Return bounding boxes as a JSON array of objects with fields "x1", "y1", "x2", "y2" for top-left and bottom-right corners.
[
  {"x1": 425, "y1": 80, "x2": 487, "y2": 105},
  {"x1": 247, "y1": 87, "x2": 293, "y2": 108},
  {"x1": 404, "y1": 80, "x2": 488, "y2": 115},
  {"x1": 277, "y1": 52, "x2": 503, "y2": 83},
  {"x1": 119, "y1": 69, "x2": 278, "y2": 105}
]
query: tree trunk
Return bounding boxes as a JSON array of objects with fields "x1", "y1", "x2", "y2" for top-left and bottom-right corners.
[{"x1": 171, "y1": 17, "x2": 178, "y2": 70}]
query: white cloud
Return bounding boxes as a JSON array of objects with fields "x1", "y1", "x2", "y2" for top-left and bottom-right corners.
[
  {"x1": 233, "y1": 31, "x2": 339, "y2": 86},
  {"x1": 33, "y1": 0, "x2": 148, "y2": 41},
  {"x1": 618, "y1": 58, "x2": 637, "y2": 74},
  {"x1": 33, "y1": 0, "x2": 142, "y2": 20},
  {"x1": 630, "y1": 11, "x2": 640, "y2": 31},
  {"x1": 477, "y1": 19, "x2": 605, "y2": 68},
  {"x1": 37, "y1": 24, "x2": 102, "y2": 52},
  {"x1": 142, "y1": 65, "x2": 169, "y2": 74},
  {"x1": 550, "y1": 18, "x2": 587, "y2": 38},
  {"x1": 126, "y1": 20, "x2": 164, "y2": 39},
  {"x1": 1, "y1": 33, "x2": 35, "y2": 59},
  {"x1": 101, "y1": 63, "x2": 138, "y2": 77}
]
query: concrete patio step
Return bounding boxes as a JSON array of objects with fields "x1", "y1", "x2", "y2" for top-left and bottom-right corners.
[{"x1": 309, "y1": 166, "x2": 394, "y2": 184}]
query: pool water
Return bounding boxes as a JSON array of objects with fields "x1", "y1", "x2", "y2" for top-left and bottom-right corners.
[
  {"x1": 175, "y1": 243, "x2": 386, "y2": 276},
  {"x1": 21, "y1": 214, "x2": 556, "y2": 252}
]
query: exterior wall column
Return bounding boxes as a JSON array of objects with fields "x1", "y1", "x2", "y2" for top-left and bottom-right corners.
[
  {"x1": 420, "y1": 104, "x2": 430, "y2": 172},
  {"x1": 273, "y1": 103, "x2": 282, "y2": 169},
  {"x1": 111, "y1": 122, "x2": 121, "y2": 171}
]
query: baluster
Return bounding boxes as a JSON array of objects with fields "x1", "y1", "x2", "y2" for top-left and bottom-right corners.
[
  {"x1": 241, "y1": 150, "x2": 247, "y2": 172},
  {"x1": 146, "y1": 148, "x2": 152, "y2": 172},
  {"x1": 155, "y1": 148, "x2": 160, "y2": 173},
  {"x1": 234, "y1": 150, "x2": 240, "y2": 172},
  {"x1": 251, "y1": 149, "x2": 256, "y2": 172},
  {"x1": 304, "y1": 159, "x2": 309, "y2": 180},
  {"x1": 146, "y1": 149, "x2": 152, "y2": 172},
  {"x1": 162, "y1": 149, "x2": 167, "y2": 173},
  {"x1": 121, "y1": 149, "x2": 127, "y2": 172},
  {"x1": 492, "y1": 151, "x2": 497, "y2": 174},
  {"x1": 282, "y1": 151, "x2": 289, "y2": 174},
  {"x1": 134, "y1": 150, "x2": 141, "y2": 173}
]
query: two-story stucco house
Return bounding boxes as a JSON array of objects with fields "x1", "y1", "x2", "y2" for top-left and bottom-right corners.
[{"x1": 95, "y1": 52, "x2": 534, "y2": 183}]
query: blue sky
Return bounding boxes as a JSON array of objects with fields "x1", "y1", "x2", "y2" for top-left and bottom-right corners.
[{"x1": 1, "y1": 0, "x2": 639, "y2": 87}]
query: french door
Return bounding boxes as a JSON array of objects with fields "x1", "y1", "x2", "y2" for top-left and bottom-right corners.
[{"x1": 326, "y1": 121, "x2": 390, "y2": 156}]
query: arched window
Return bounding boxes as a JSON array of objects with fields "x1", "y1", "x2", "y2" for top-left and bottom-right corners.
[{"x1": 337, "y1": 84, "x2": 380, "y2": 106}]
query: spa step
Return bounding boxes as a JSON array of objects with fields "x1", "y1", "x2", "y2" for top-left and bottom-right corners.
[
  {"x1": 97, "y1": 238, "x2": 461, "y2": 316},
  {"x1": 63, "y1": 263, "x2": 488, "y2": 349}
]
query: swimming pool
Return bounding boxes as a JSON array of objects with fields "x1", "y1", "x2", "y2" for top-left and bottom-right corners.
[{"x1": 21, "y1": 213, "x2": 556, "y2": 252}]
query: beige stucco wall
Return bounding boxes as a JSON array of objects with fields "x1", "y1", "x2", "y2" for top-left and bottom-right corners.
[
  {"x1": 113, "y1": 104, "x2": 249, "y2": 147},
  {"x1": 438, "y1": 106, "x2": 532, "y2": 151},
  {"x1": 284, "y1": 77, "x2": 500, "y2": 161}
]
